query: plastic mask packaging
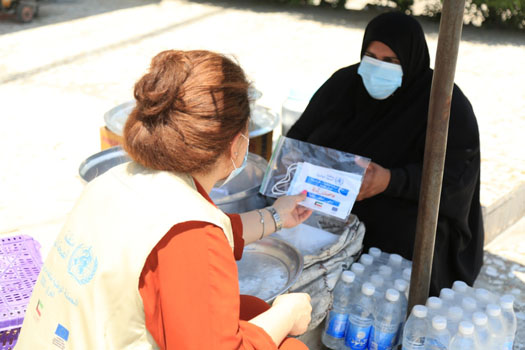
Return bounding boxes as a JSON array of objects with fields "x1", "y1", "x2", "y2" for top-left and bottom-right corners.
[
  {"x1": 357, "y1": 55, "x2": 403, "y2": 100},
  {"x1": 286, "y1": 162, "x2": 362, "y2": 220}
]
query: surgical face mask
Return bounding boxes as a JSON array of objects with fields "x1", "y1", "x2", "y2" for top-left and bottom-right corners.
[
  {"x1": 220, "y1": 134, "x2": 249, "y2": 187},
  {"x1": 357, "y1": 55, "x2": 403, "y2": 100}
]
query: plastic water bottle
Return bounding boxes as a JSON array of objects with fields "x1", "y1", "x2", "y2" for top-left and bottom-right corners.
[
  {"x1": 446, "y1": 306, "x2": 463, "y2": 337},
  {"x1": 438, "y1": 288, "x2": 455, "y2": 309},
  {"x1": 474, "y1": 288, "x2": 496, "y2": 311},
  {"x1": 402, "y1": 305, "x2": 429, "y2": 350},
  {"x1": 370, "y1": 274, "x2": 385, "y2": 303},
  {"x1": 393, "y1": 279, "x2": 409, "y2": 346},
  {"x1": 423, "y1": 316, "x2": 450, "y2": 350},
  {"x1": 452, "y1": 280, "x2": 472, "y2": 302},
  {"x1": 369, "y1": 289, "x2": 402, "y2": 350},
  {"x1": 401, "y1": 256, "x2": 412, "y2": 270},
  {"x1": 472, "y1": 312, "x2": 491, "y2": 350},
  {"x1": 500, "y1": 295, "x2": 517, "y2": 350},
  {"x1": 322, "y1": 271, "x2": 357, "y2": 349},
  {"x1": 402, "y1": 268, "x2": 411, "y2": 298},
  {"x1": 369, "y1": 247, "x2": 383, "y2": 262},
  {"x1": 379, "y1": 265, "x2": 393, "y2": 283},
  {"x1": 486, "y1": 303, "x2": 506, "y2": 350},
  {"x1": 402, "y1": 268, "x2": 412, "y2": 282},
  {"x1": 449, "y1": 321, "x2": 476, "y2": 350},
  {"x1": 461, "y1": 297, "x2": 478, "y2": 321},
  {"x1": 394, "y1": 279, "x2": 409, "y2": 316},
  {"x1": 388, "y1": 254, "x2": 403, "y2": 271},
  {"x1": 425, "y1": 297, "x2": 444, "y2": 320},
  {"x1": 351, "y1": 263, "x2": 366, "y2": 288},
  {"x1": 344, "y1": 282, "x2": 376, "y2": 350},
  {"x1": 360, "y1": 254, "x2": 375, "y2": 274}
]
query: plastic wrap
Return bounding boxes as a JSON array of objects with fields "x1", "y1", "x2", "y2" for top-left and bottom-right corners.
[{"x1": 260, "y1": 136, "x2": 370, "y2": 221}]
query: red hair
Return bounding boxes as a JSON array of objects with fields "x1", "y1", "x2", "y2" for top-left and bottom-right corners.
[{"x1": 123, "y1": 50, "x2": 250, "y2": 173}]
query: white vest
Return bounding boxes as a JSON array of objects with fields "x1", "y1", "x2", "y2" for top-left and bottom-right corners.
[{"x1": 17, "y1": 162, "x2": 234, "y2": 349}]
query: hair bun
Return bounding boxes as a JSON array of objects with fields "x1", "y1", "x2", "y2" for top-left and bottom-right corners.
[{"x1": 133, "y1": 51, "x2": 192, "y2": 123}]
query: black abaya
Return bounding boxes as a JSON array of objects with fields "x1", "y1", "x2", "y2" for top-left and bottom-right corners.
[{"x1": 287, "y1": 12, "x2": 484, "y2": 296}]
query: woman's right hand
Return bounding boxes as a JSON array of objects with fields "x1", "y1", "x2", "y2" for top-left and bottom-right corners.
[{"x1": 272, "y1": 293, "x2": 312, "y2": 336}]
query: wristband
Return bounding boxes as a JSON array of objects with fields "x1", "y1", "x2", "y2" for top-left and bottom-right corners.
[{"x1": 266, "y1": 206, "x2": 283, "y2": 231}]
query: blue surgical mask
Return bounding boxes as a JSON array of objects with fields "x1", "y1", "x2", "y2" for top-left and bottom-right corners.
[
  {"x1": 220, "y1": 134, "x2": 249, "y2": 187},
  {"x1": 357, "y1": 55, "x2": 403, "y2": 100}
]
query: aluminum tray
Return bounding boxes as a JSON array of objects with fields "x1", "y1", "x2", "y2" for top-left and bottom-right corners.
[{"x1": 237, "y1": 237, "x2": 303, "y2": 303}]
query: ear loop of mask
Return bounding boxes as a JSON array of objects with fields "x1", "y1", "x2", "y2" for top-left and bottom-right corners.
[{"x1": 271, "y1": 162, "x2": 300, "y2": 196}]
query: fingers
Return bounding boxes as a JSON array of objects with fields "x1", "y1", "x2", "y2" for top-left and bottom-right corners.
[
  {"x1": 298, "y1": 208, "x2": 313, "y2": 221},
  {"x1": 355, "y1": 156, "x2": 371, "y2": 169},
  {"x1": 294, "y1": 191, "x2": 308, "y2": 202}
]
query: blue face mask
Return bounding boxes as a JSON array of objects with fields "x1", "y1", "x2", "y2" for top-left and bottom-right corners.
[
  {"x1": 357, "y1": 55, "x2": 403, "y2": 100},
  {"x1": 220, "y1": 134, "x2": 249, "y2": 187}
]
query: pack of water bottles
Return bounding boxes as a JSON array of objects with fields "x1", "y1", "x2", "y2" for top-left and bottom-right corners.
[
  {"x1": 322, "y1": 247, "x2": 413, "y2": 350},
  {"x1": 403, "y1": 281, "x2": 518, "y2": 350}
]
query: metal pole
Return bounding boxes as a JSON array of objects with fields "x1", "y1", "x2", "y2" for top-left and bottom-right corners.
[{"x1": 407, "y1": 0, "x2": 466, "y2": 313}]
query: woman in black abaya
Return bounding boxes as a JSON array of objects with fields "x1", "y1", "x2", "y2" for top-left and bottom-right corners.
[{"x1": 287, "y1": 12, "x2": 484, "y2": 296}]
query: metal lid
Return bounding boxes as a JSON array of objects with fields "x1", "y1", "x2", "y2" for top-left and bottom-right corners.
[
  {"x1": 79, "y1": 146, "x2": 131, "y2": 182},
  {"x1": 103, "y1": 99, "x2": 279, "y2": 139},
  {"x1": 248, "y1": 105, "x2": 280, "y2": 138},
  {"x1": 104, "y1": 100, "x2": 135, "y2": 136}
]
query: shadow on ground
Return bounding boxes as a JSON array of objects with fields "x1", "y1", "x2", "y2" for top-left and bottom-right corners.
[
  {"x1": 0, "y1": 0, "x2": 160, "y2": 35},
  {"x1": 185, "y1": 0, "x2": 525, "y2": 47}
]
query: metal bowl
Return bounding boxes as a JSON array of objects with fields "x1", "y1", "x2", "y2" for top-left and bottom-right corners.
[
  {"x1": 103, "y1": 96, "x2": 276, "y2": 139},
  {"x1": 237, "y1": 237, "x2": 303, "y2": 303},
  {"x1": 79, "y1": 147, "x2": 269, "y2": 213}
]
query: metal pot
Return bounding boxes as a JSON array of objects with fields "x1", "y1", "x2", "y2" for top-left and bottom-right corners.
[
  {"x1": 103, "y1": 95, "x2": 279, "y2": 161},
  {"x1": 79, "y1": 147, "x2": 269, "y2": 213}
]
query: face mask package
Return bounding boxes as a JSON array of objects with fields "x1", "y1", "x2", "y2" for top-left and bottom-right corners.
[{"x1": 260, "y1": 136, "x2": 370, "y2": 222}]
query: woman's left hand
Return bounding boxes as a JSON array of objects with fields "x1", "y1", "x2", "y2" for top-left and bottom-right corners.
[
  {"x1": 272, "y1": 192, "x2": 313, "y2": 229},
  {"x1": 357, "y1": 161, "x2": 391, "y2": 201}
]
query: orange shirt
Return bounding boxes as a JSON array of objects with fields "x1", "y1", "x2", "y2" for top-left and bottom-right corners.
[{"x1": 138, "y1": 180, "x2": 278, "y2": 350}]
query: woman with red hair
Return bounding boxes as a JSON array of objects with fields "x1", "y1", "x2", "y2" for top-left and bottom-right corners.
[{"x1": 19, "y1": 50, "x2": 312, "y2": 350}]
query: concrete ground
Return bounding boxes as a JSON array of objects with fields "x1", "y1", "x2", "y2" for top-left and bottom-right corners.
[{"x1": 0, "y1": 0, "x2": 524, "y2": 348}]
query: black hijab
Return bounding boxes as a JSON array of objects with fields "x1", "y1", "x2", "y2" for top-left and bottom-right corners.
[{"x1": 288, "y1": 12, "x2": 484, "y2": 295}]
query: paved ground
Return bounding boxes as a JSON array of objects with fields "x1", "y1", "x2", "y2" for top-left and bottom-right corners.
[{"x1": 0, "y1": 0, "x2": 523, "y2": 347}]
